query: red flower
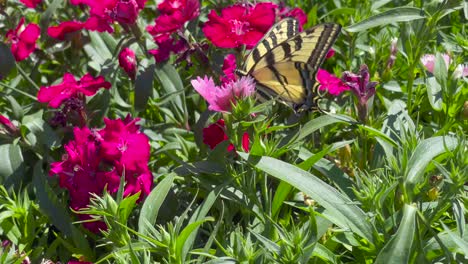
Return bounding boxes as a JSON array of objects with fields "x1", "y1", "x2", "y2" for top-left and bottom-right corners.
[
  {"x1": 5, "y1": 18, "x2": 40, "y2": 61},
  {"x1": 47, "y1": 21, "x2": 85, "y2": 40},
  {"x1": 202, "y1": 2, "x2": 276, "y2": 49},
  {"x1": 326, "y1": 48, "x2": 335, "y2": 59},
  {"x1": 118, "y1": 47, "x2": 137, "y2": 80},
  {"x1": 203, "y1": 119, "x2": 250, "y2": 152},
  {"x1": 317, "y1": 69, "x2": 350, "y2": 96},
  {"x1": 0, "y1": 114, "x2": 19, "y2": 136},
  {"x1": 20, "y1": 0, "x2": 41, "y2": 8},
  {"x1": 37, "y1": 73, "x2": 111, "y2": 108}
]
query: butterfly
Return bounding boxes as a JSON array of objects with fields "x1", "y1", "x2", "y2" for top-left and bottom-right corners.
[{"x1": 237, "y1": 18, "x2": 341, "y2": 112}]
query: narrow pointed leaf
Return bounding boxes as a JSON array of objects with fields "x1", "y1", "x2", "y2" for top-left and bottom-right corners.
[{"x1": 346, "y1": 7, "x2": 425, "y2": 32}]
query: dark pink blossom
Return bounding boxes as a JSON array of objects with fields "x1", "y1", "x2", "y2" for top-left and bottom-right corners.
[
  {"x1": 326, "y1": 49, "x2": 335, "y2": 59},
  {"x1": 5, "y1": 18, "x2": 40, "y2": 61},
  {"x1": 148, "y1": 37, "x2": 185, "y2": 63},
  {"x1": 202, "y1": 2, "x2": 277, "y2": 49},
  {"x1": 317, "y1": 69, "x2": 350, "y2": 96},
  {"x1": 342, "y1": 65, "x2": 377, "y2": 106},
  {"x1": 118, "y1": 47, "x2": 137, "y2": 80},
  {"x1": 37, "y1": 73, "x2": 111, "y2": 108},
  {"x1": 47, "y1": 21, "x2": 85, "y2": 40},
  {"x1": 19, "y1": 0, "x2": 41, "y2": 8}
]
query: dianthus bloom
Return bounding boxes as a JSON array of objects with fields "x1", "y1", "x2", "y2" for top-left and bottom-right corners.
[
  {"x1": 202, "y1": 2, "x2": 277, "y2": 49},
  {"x1": 118, "y1": 47, "x2": 137, "y2": 80},
  {"x1": 191, "y1": 76, "x2": 256, "y2": 112},
  {"x1": 20, "y1": 0, "x2": 41, "y2": 8},
  {"x1": 203, "y1": 119, "x2": 250, "y2": 152},
  {"x1": 220, "y1": 53, "x2": 237, "y2": 84},
  {"x1": 49, "y1": 115, "x2": 152, "y2": 233},
  {"x1": 317, "y1": 69, "x2": 350, "y2": 96},
  {"x1": 421, "y1": 54, "x2": 468, "y2": 78},
  {"x1": 147, "y1": 0, "x2": 200, "y2": 62},
  {"x1": 47, "y1": 21, "x2": 85, "y2": 40},
  {"x1": 0, "y1": 114, "x2": 19, "y2": 136},
  {"x1": 37, "y1": 73, "x2": 111, "y2": 108},
  {"x1": 5, "y1": 18, "x2": 40, "y2": 61}
]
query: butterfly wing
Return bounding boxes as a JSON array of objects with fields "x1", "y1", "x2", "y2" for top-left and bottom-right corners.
[{"x1": 242, "y1": 21, "x2": 341, "y2": 109}]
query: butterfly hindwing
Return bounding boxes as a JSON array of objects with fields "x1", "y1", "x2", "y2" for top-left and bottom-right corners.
[{"x1": 241, "y1": 20, "x2": 341, "y2": 110}]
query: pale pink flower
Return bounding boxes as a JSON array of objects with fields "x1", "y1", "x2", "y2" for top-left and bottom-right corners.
[
  {"x1": 421, "y1": 54, "x2": 468, "y2": 78},
  {"x1": 191, "y1": 76, "x2": 255, "y2": 112}
]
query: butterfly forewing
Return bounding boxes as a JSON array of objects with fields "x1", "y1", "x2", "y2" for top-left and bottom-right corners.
[
  {"x1": 241, "y1": 19, "x2": 341, "y2": 109},
  {"x1": 243, "y1": 18, "x2": 299, "y2": 73}
]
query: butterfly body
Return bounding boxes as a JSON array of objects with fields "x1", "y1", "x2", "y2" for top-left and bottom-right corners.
[{"x1": 238, "y1": 18, "x2": 341, "y2": 112}]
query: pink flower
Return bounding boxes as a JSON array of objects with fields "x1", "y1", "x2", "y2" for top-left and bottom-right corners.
[
  {"x1": 420, "y1": 54, "x2": 451, "y2": 74},
  {"x1": 47, "y1": 21, "x2": 85, "y2": 40},
  {"x1": 118, "y1": 47, "x2": 137, "y2": 80},
  {"x1": 191, "y1": 76, "x2": 256, "y2": 112},
  {"x1": 148, "y1": 37, "x2": 185, "y2": 63},
  {"x1": 202, "y1": 2, "x2": 277, "y2": 49},
  {"x1": 20, "y1": 0, "x2": 41, "y2": 8},
  {"x1": 326, "y1": 49, "x2": 335, "y2": 59},
  {"x1": 203, "y1": 119, "x2": 250, "y2": 152},
  {"x1": 342, "y1": 64, "x2": 377, "y2": 106},
  {"x1": 317, "y1": 69, "x2": 350, "y2": 96},
  {"x1": 5, "y1": 18, "x2": 40, "y2": 61},
  {"x1": 37, "y1": 73, "x2": 111, "y2": 108},
  {"x1": 421, "y1": 54, "x2": 468, "y2": 78}
]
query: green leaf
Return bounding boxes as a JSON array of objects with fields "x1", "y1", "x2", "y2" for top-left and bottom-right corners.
[
  {"x1": 426, "y1": 77, "x2": 443, "y2": 111},
  {"x1": 295, "y1": 114, "x2": 350, "y2": 142},
  {"x1": 433, "y1": 53, "x2": 448, "y2": 88},
  {"x1": 404, "y1": 136, "x2": 458, "y2": 191},
  {"x1": 0, "y1": 43, "x2": 16, "y2": 79},
  {"x1": 135, "y1": 58, "x2": 156, "y2": 112},
  {"x1": 138, "y1": 173, "x2": 175, "y2": 236},
  {"x1": 176, "y1": 218, "x2": 214, "y2": 260},
  {"x1": 345, "y1": 7, "x2": 425, "y2": 32},
  {"x1": 40, "y1": 0, "x2": 64, "y2": 30},
  {"x1": 155, "y1": 63, "x2": 188, "y2": 125},
  {"x1": 33, "y1": 161, "x2": 93, "y2": 258},
  {"x1": 375, "y1": 204, "x2": 417, "y2": 264},
  {"x1": 239, "y1": 153, "x2": 375, "y2": 244},
  {"x1": 0, "y1": 144, "x2": 23, "y2": 184},
  {"x1": 22, "y1": 110, "x2": 60, "y2": 149}
]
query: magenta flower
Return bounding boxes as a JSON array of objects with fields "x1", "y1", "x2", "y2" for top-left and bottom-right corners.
[
  {"x1": 202, "y1": 2, "x2": 277, "y2": 49},
  {"x1": 47, "y1": 21, "x2": 85, "y2": 40},
  {"x1": 118, "y1": 47, "x2": 137, "y2": 80},
  {"x1": 5, "y1": 18, "x2": 40, "y2": 61},
  {"x1": 148, "y1": 37, "x2": 185, "y2": 63},
  {"x1": 317, "y1": 69, "x2": 350, "y2": 96},
  {"x1": 37, "y1": 73, "x2": 111, "y2": 108},
  {"x1": 326, "y1": 49, "x2": 335, "y2": 59},
  {"x1": 191, "y1": 76, "x2": 256, "y2": 112},
  {"x1": 20, "y1": 0, "x2": 41, "y2": 8}
]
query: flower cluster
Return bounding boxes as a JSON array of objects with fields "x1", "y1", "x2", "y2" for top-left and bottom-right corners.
[
  {"x1": 147, "y1": 0, "x2": 200, "y2": 62},
  {"x1": 48, "y1": 0, "x2": 147, "y2": 40},
  {"x1": 5, "y1": 18, "x2": 40, "y2": 61},
  {"x1": 49, "y1": 116, "x2": 152, "y2": 232}
]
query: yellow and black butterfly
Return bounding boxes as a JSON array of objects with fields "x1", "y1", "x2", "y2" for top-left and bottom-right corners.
[{"x1": 238, "y1": 18, "x2": 341, "y2": 112}]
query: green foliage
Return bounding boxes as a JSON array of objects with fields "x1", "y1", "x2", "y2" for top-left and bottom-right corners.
[{"x1": 0, "y1": 0, "x2": 466, "y2": 263}]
